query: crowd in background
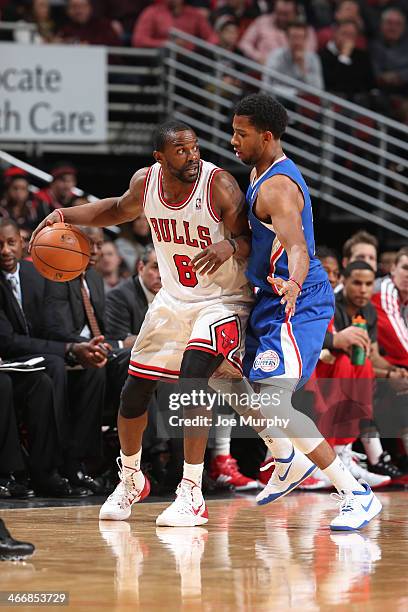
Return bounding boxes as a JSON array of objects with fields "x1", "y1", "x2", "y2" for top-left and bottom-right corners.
[
  {"x1": 0, "y1": 162, "x2": 408, "y2": 502},
  {"x1": 2, "y1": 1, "x2": 408, "y2": 120}
]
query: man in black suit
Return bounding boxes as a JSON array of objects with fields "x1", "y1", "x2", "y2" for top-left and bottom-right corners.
[
  {"x1": 43, "y1": 226, "x2": 132, "y2": 474},
  {"x1": 105, "y1": 244, "x2": 161, "y2": 343},
  {"x1": 0, "y1": 218, "x2": 106, "y2": 495}
]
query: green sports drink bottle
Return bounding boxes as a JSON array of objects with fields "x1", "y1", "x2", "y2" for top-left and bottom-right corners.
[{"x1": 351, "y1": 315, "x2": 367, "y2": 366}]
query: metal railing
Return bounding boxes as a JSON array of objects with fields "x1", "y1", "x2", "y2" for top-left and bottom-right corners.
[
  {"x1": 163, "y1": 29, "x2": 408, "y2": 239},
  {"x1": 0, "y1": 21, "x2": 407, "y2": 238}
]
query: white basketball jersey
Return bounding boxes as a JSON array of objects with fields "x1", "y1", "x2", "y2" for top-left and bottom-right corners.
[{"x1": 143, "y1": 160, "x2": 251, "y2": 302}]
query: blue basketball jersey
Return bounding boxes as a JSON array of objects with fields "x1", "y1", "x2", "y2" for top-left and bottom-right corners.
[{"x1": 246, "y1": 155, "x2": 327, "y2": 292}]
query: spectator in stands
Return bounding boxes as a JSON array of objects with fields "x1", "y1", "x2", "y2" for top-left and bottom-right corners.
[
  {"x1": 132, "y1": 0, "x2": 217, "y2": 49},
  {"x1": 366, "y1": 0, "x2": 408, "y2": 35},
  {"x1": 320, "y1": 20, "x2": 376, "y2": 102},
  {"x1": 317, "y1": 0, "x2": 367, "y2": 50},
  {"x1": 371, "y1": 8, "x2": 408, "y2": 95},
  {"x1": 211, "y1": 0, "x2": 260, "y2": 38},
  {"x1": 34, "y1": 161, "x2": 77, "y2": 212},
  {"x1": 316, "y1": 245, "x2": 341, "y2": 289},
  {"x1": 93, "y1": 0, "x2": 152, "y2": 44},
  {"x1": 115, "y1": 213, "x2": 152, "y2": 273},
  {"x1": 342, "y1": 229, "x2": 378, "y2": 272},
  {"x1": 239, "y1": 0, "x2": 317, "y2": 65},
  {"x1": 262, "y1": 21, "x2": 324, "y2": 93},
  {"x1": 97, "y1": 240, "x2": 125, "y2": 294},
  {"x1": 58, "y1": 0, "x2": 120, "y2": 46},
  {"x1": 14, "y1": 0, "x2": 57, "y2": 44},
  {"x1": 19, "y1": 225, "x2": 32, "y2": 260},
  {"x1": 378, "y1": 250, "x2": 397, "y2": 278},
  {"x1": 0, "y1": 168, "x2": 40, "y2": 230},
  {"x1": 106, "y1": 244, "x2": 161, "y2": 345},
  {"x1": 372, "y1": 246, "x2": 408, "y2": 468},
  {"x1": 314, "y1": 261, "x2": 408, "y2": 486},
  {"x1": 43, "y1": 225, "x2": 131, "y2": 439},
  {"x1": 0, "y1": 368, "x2": 65, "y2": 498},
  {"x1": 0, "y1": 218, "x2": 107, "y2": 495}
]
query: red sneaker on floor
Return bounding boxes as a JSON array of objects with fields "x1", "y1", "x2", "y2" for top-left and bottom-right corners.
[
  {"x1": 257, "y1": 457, "x2": 275, "y2": 489},
  {"x1": 210, "y1": 455, "x2": 258, "y2": 491}
]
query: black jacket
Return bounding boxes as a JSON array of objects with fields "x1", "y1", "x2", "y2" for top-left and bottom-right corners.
[
  {"x1": 0, "y1": 260, "x2": 65, "y2": 358},
  {"x1": 43, "y1": 267, "x2": 119, "y2": 345},
  {"x1": 323, "y1": 290, "x2": 377, "y2": 350},
  {"x1": 105, "y1": 275, "x2": 149, "y2": 341}
]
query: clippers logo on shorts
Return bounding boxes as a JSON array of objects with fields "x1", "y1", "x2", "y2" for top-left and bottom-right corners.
[{"x1": 253, "y1": 350, "x2": 280, "y2": 372}]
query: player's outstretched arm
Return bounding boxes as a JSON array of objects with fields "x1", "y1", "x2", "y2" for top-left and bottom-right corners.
[
  {"x1": 259, "y1": 175, "x2": 309, "y2": 315},
  {"x1": 191, "y1": 171, "x2": 251, "y2": 275},
  {"x1": 29, "y1": 168, "x2": 149, "y2": 250}
]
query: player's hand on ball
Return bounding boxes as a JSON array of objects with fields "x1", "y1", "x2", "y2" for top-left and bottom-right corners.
[
  {"x1": 267, "y1": 276, "x2": 300, "y2": 316},
  {"x1": 190, "y1": 240, "x2": 235, "y2": 276},
  {"x1": 29, "y1": 210, "x2": 62, "y2": 252}
]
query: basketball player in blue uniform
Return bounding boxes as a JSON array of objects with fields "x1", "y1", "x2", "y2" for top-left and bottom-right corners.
[
  {"x1": 194, "y1": 93, "x2": 382, "y2": 530},
  {"x1": 233, "y1": 94, "x2": 384, "y2": 530}
]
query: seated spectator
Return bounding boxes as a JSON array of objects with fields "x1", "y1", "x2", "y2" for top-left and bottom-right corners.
[
  {"x1": 97, "y1": 240, "x2": 126, "y2": 294},
  {"x1": 14, "y1": 0, "x2": 57, "y2": 44},
  {"x1": 371, "y1": 8, "x2": 408, "y2": 95},
  {"x1": 115, "y1": 213, "x2": 152, "y2": 273},
  {"x1": 320, "y1": 20, "x2": 376, "y2": 101},
  {"x1": 93, "y1": 0, "x2": 152, "y2": 43},
  {"x1": 211, "y1": 0, "x2": 260, "y2": 38},
  {"x1": 106, "y1": 244, "x2": 161, "y2": 345},
  {"x1": 132, "y1": 0, "x2": 217, "y2": 49},
  {"x1": 316, "y1": 245, "x2": 341, "y2": 290},
  {"x1": 342, "y1": 229, "x2": 378, "y2": 271},
  {"x1": 58, "y1": 0, "x2": 121, "y2": 46},
  {"x1": 366, "y1": 0, "x2": 408, "y2": 35},
  {"x1": 0, "y1": 367, "x2": 71, "y2": 498},
  {"x1": 19, "y1": 224, "x2": 32, "y2": 260},
  {"x1": 0, "y1": 168, "x2": 41, "y2": 230},
  {"x1": 372, "y1": 246, "x2": 408, "y2": 468},
  {"x1": 317, "y1": 0, "x2": 367, "y2": 50},
  {"x1": 43, "y1": 226, "x2": 131, "y2": 431},
  {"x1": 239, "y1": 0, "x2": 317, "y2": 65},
  {"x1": 378, "y1": 250, "x2": 397, "y2": 278},
  {"x1": 314, "y1": 261, "x2": 408, "y2": 485},
  {"x1": 34, "y1": 161, "x2": 77, "y2": 212},
  {"x1": 0, "y1": 218, "x2": 107, "y2": 495},
  {"x1": 263, "y1": 21, "x2": 324, "y2": 94}
]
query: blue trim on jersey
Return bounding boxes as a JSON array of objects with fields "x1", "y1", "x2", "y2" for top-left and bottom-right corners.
[{"x1": 246, "y1": 157, "x2": 328, "y2": 292}]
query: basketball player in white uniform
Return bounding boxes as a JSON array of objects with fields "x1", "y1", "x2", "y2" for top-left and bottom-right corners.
[{"x1": 30, "y1": 120, "x2": 253, "y2": 527}]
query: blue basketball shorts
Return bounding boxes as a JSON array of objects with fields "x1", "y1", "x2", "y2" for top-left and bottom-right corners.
[{"x1": 244, "y1": 280, "x2": 335, "y2": 389}]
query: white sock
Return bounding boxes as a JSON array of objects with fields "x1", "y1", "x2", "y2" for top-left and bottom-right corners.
[
  {"x1": 121, "y1": 448, "x2": 142, "y2": 470},
  {"x1": 120, "y1": 449, "x2": 145, "y2": 488},
  {"x1": 259, "y1": 430, "x2": 293, "y2": 460},
  {"x1": 322, "y1": 455, "x2": 365, "y2": 493},
  {"x1": 183, "y1": 461, "x2": 204, "y2": 488},
  {"x1": 360, "y1": 435, "x2": 383, "y2": 465}
]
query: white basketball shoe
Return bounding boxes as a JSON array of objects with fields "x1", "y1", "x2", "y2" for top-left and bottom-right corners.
[
  {"x1": 156, "y1": 479, "x2": 208, "y2": 527},
  {"x1": 256, "y1": 445, "x2": 317, "y2": 505},
  {"x1": 330, "y1": 482, "x2": 382, "y2": 531},
  {"x1": 99, "y1": 458, "x2": 150, "y2": 521}
]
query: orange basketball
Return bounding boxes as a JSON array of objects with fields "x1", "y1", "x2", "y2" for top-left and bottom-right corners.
[{"x1": 31, "y1": 223, "x2": 90, "y2": 282}]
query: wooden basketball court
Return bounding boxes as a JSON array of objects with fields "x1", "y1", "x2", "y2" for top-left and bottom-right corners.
[{"x1": 1, "y1": 491, "x2": 407, "y2": 611}]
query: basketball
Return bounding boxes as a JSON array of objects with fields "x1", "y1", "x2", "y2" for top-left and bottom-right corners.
[{"x1": 31, "y1": 223, "x2": 90, "y2": 282}]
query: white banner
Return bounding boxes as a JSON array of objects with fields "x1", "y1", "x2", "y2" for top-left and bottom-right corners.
[{"x1": 0, "y1": 43, "x2": 107, "y2": 142}]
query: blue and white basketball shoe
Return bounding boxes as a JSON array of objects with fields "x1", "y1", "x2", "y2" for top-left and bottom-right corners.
[
  {"x1": 256, "y1": 445, "x2": 317, "y2": 505},
  {"x1": 330, "y1": 482, "x2": 382, "y2": 531}
]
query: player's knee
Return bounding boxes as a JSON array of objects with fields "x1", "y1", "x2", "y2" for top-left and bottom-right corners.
[
  {"x1": 258, "y1": 380, "x2": 293, "y2": 420},
  {"x1": 119, "y1": 375, "x2": 156, "y2": 419},
  {"x1": 180, "y1": 350, "x2": 223, "y2": 380}
]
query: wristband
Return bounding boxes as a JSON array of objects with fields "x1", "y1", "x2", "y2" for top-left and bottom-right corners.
[
  {"x1": 226, "y1": 238, "x2": 237, "y2": 255},
  {"x1": 289, "y1": 277, "x2": 302, "y2": 292},
  {"x1": 56, "y1": 209, "x2": 65, "y2": 223}
]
